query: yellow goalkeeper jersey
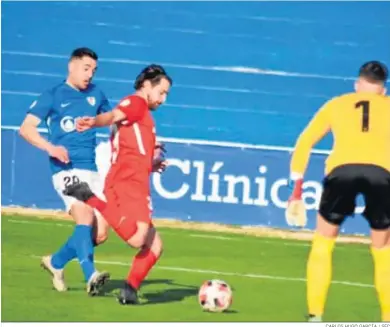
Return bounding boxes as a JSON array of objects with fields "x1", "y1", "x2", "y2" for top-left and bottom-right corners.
[{"x1": 290, "y1": 92, "x2": 390, "y2": 176}]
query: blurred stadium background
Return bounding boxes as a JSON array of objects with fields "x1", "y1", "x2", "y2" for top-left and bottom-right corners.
[
  {"x1": 1, "y1": 1, "x2": 390, "y2": 231},
  {"x1": 3, "y1": 1, "x2": 389, "y2": 147}
]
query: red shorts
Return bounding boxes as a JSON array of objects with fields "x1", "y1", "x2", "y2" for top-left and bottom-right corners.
[{"x1": 104, "y1": 183, "x2": 152, "y2": 241}]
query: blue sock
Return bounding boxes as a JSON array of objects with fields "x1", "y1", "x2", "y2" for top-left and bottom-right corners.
[
  {"x1": 51, "y1": 236, "x2": 77, "y2": 269},
  {"x1": 51, "y1": 227, "x2": 99, "y2": 270},
  {"x1": 71, "y1": 224, "x2": 96, "y2": 282}
]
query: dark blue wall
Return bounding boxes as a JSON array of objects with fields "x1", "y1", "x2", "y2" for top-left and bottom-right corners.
[{"x1": 3, "y1": 1, "x2": 389, "y2": 147}]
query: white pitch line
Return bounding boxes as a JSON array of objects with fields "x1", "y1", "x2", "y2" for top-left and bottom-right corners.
[
  {"x1": 7, "y1": 218, "x2": 73, "y2": 228},
  {"x1": 6, "y1": 218, "x2": 298, "y2": 245},
  {"x1": 190, "y1": 234, "x2": 235, "y2": 240},
  {"x1": 28, "y1": 255, "x2": 373, "y2": 289}
]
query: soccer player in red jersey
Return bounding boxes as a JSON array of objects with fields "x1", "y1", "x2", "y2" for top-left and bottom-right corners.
[{"x1": 64, "y1": 64, "x2": 172, "y2": 304}]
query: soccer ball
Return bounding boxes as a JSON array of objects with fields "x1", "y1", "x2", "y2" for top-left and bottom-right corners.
[{"x1": 198, "y1": 279, "x2": 233, "y2": 312}]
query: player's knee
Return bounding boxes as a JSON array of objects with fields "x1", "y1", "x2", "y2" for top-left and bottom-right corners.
[
  {"x1": 70, "y1": 202, "x2": 94, "y2": 225},
  {"x1": 370, "y1": 228, "x2": 390, "y2": 249},
  {"x1": 124, "y1": 221, "x2": 151, "y2": 248},
  {"x1": 316, "y1": 214, "x2": 340, "y2": 238},
  {"x1": 94, "y1": 232, "x2": 109, "y2": 246},
  {"x1": 126, "y1": 235, "x2": 146, "y2": 249},
  {"x1": 126, "y1": 230, "x2": 148, "y2": 249}
]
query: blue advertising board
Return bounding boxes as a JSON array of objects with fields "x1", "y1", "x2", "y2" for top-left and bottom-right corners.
[{"x1": 1, "y1": 127, "x2": 370, "y2": 236}]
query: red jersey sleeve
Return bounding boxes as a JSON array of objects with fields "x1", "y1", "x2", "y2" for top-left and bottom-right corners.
[{"x1": 116, "y1": 95, "x2": 147, "y2": 123}]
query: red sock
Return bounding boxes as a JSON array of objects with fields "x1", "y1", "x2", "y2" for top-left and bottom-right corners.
[
  {"x1": 86, "y1": 195, "x2": 107, "y2": 212},
  {"x1": 86, "y1": 196, "x2": 119, "y2": 229},
  {"x1": 127, "y1": 247, "x2": 158, "y2": 290}
]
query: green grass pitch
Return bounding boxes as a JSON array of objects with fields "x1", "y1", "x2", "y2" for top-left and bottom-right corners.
[{"x1": 1, "y1": 213, "x2": 380, "y2": 322}]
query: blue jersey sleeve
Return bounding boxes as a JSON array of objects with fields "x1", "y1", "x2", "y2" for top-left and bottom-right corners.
[
  {"x1": 27, "y1": 91, "x2": 53, "y2": 121},
  {"x1": 97, "y1": 91, "x2": 111, "y2": 114}
]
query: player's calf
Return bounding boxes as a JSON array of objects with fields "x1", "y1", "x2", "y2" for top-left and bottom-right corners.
[
  {"x1": 119, "y1": 227, "x2": 162, "y2": 305},
  {"x1": 371, "y1": 228, "x2": 390, "y2": 321},
  {"x1": 145, "y1": 226, "x2": 163, "y2": 259}
]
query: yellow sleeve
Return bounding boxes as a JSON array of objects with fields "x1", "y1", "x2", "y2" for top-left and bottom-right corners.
[{"x1": 290, "y1": 101, "x2": 332, "y2": 178}]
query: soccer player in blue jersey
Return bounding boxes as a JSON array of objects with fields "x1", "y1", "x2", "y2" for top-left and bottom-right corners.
[{"x1": 19, "y1": 47, "x2": 110, "y2": 295}]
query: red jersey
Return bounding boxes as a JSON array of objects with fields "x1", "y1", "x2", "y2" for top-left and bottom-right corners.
[{"x1": 106, "y1": 95, "x2": 156, "y2": 188}]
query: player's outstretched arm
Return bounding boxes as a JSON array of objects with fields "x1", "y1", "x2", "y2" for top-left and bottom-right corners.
[
  {"x1": 20, "y1": 114, "x2": 69, "y2": 163},
  {"x1": 96, "y1": 109, "x2": 127, "y2": 126},
  {"x1": 78, "y1": 95, "x2": 147, "y2": 131},
  {"x1": 76, "y1": 109, "x2": 126, "y2": 131}
]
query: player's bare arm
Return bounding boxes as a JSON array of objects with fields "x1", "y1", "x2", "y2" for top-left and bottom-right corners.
[
  {"x1": 95, "y1": 108, "x2": 127, "y2": 126},
  {"x1": 76, "y1": 109, "x2": 127, "y2": 132},
  {"x1": 19, "y1": 113, "x2": 70, "y2": 163}
]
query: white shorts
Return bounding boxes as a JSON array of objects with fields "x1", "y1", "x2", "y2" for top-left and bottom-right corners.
[{"x1": 52, "y1": 168, "x2": 106, "y2": 212}]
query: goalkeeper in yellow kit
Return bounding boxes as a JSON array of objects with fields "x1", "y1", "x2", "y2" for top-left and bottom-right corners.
[{"x1": 288, "y1": 61, "x2": 390, "y2": 322}]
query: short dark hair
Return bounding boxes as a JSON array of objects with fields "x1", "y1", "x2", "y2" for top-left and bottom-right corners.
[
  {"x1": 134, "y1": 64, "x2": 172, "y2": 90},
  {"x1": 359, "y1": 60, "x2": 388, "y2": 83},
  {"x1": 70, "y1": 47, "x2": 98, "y2": 61}
]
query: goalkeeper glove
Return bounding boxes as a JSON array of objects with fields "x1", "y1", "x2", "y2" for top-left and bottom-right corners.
[{"x1": 285, "y1": 174, "x2": 307, "y2": 227}]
